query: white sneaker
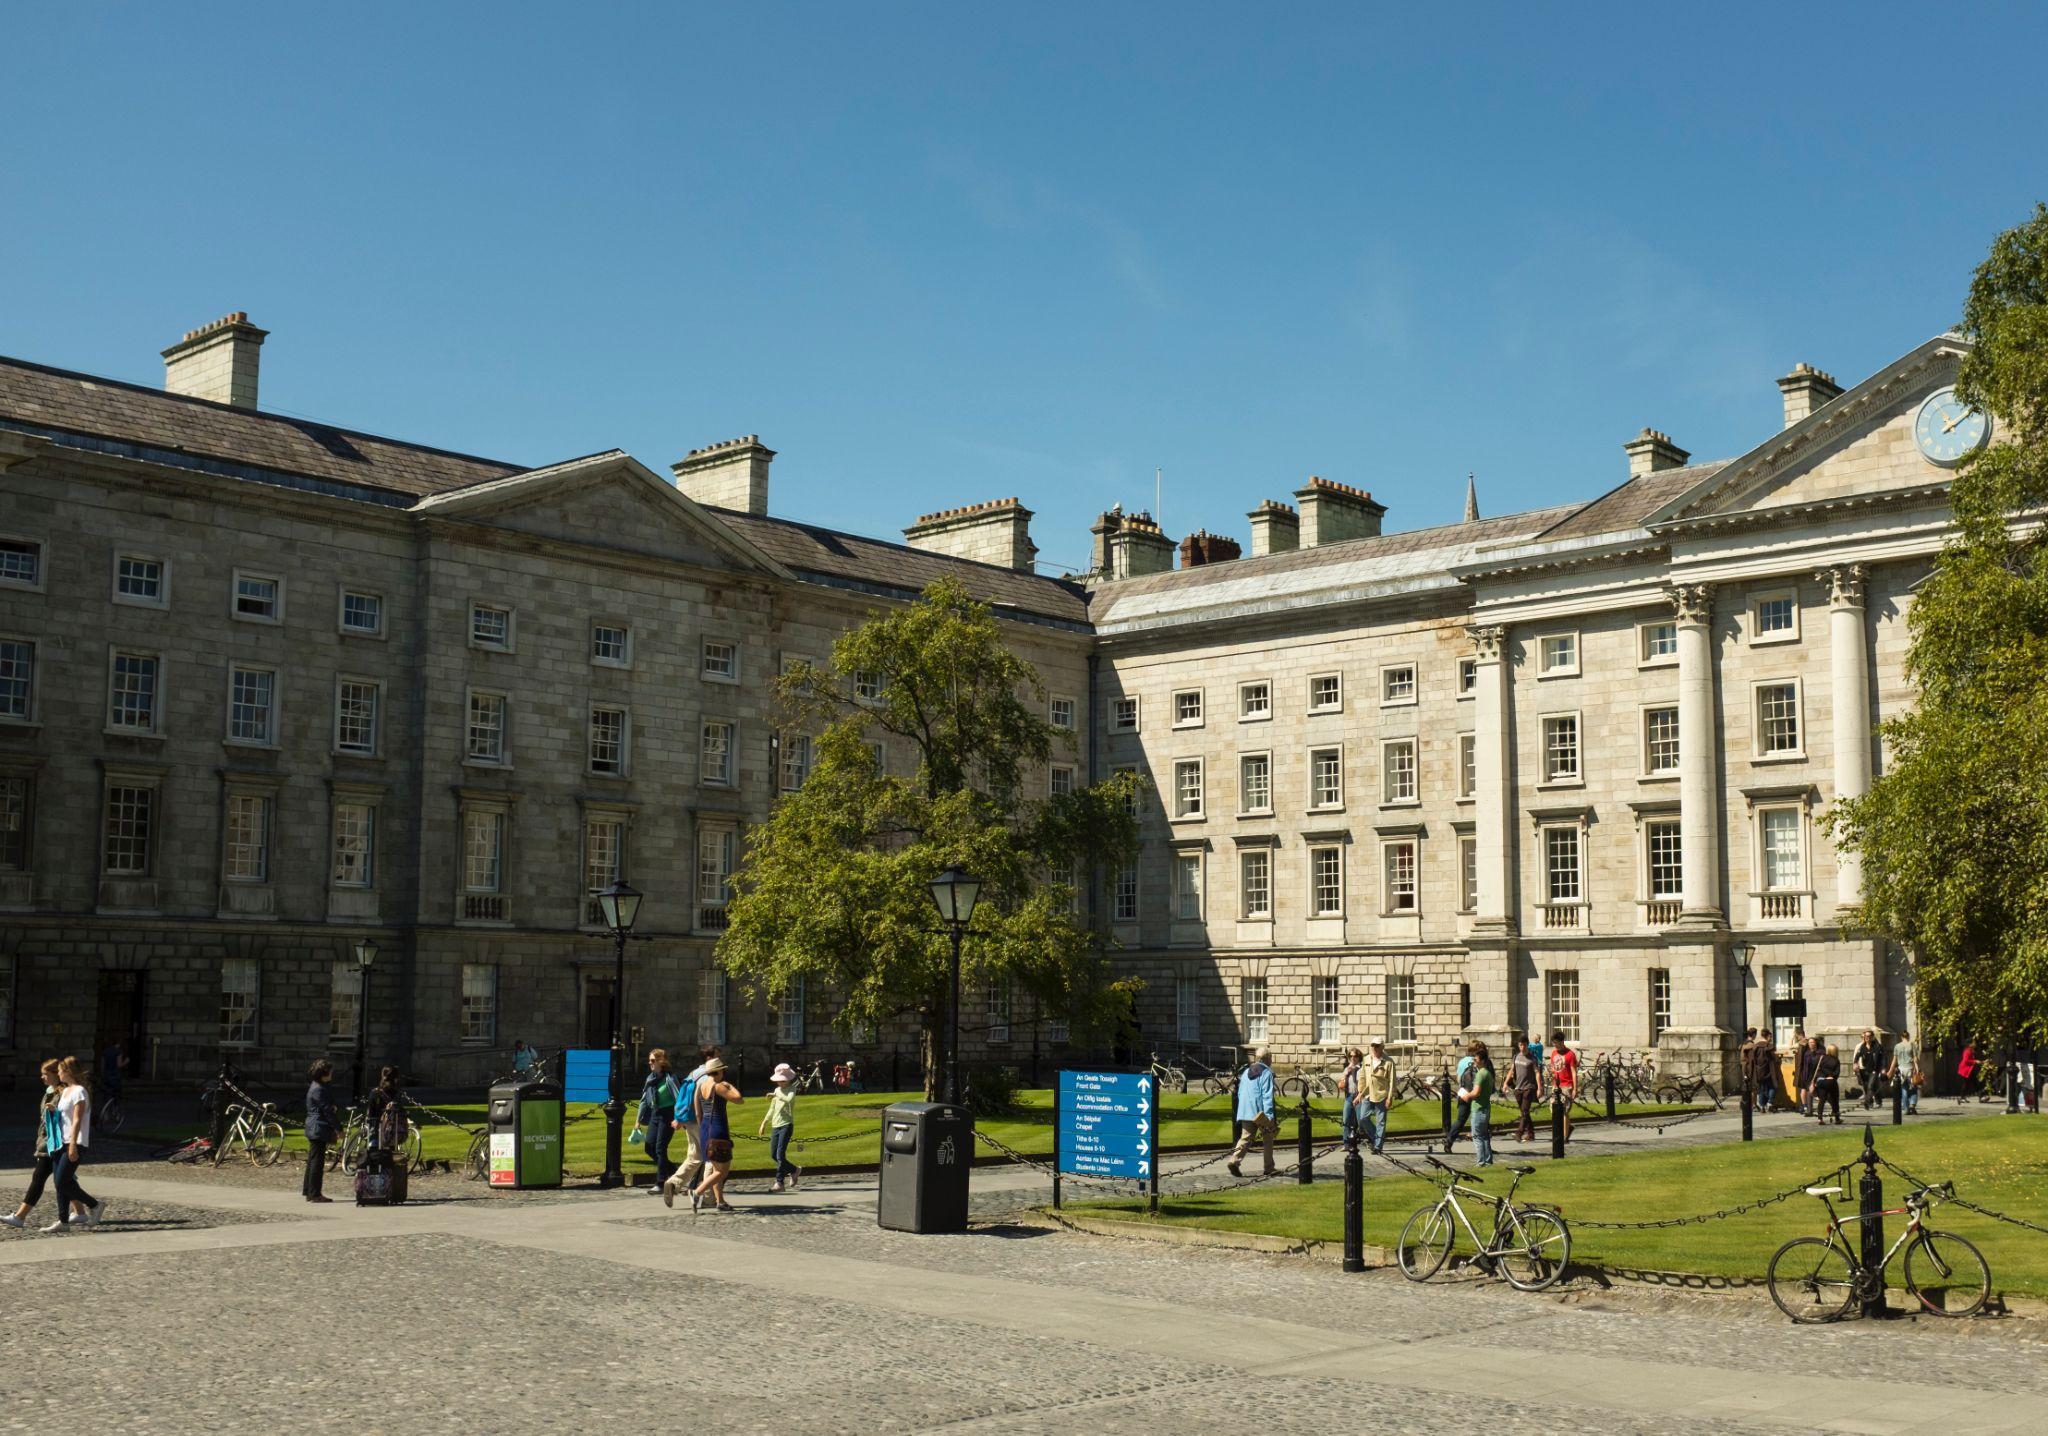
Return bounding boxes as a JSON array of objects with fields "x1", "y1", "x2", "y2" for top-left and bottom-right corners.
[
  {"x1": 86, "y1": 1204, "x2": 105, "y2": 1227},
  {"x1": 41, "y1": 1220, "x2": 68, "y2": 1234},
  {"x1": 0, "y1": 1214, "x2": 23, "y2": 1229}
]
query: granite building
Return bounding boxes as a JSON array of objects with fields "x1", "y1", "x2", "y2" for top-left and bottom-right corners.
[{"x1": 0, "y1": 316, "x2": 1975, "y2": 1086}]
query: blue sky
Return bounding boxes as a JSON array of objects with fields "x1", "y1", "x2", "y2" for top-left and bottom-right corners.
[{"x1": 5, "y1": 5, "x2": 2045, "y2": 573}]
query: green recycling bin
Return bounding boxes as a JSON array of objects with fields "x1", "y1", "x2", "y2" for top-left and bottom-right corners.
[{"x1": 487, "y1": 1079, "x2": 564, "y2": 1189}]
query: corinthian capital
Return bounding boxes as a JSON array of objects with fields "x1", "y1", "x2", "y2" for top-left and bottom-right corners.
[
  {"x1": 1815, "y1": 563, "x2": 1867, "y2": 607},
  {"x1": 1666, "y1": 582, "x2": 1713, "y2": 625},
  {"x1": 1467, "y1": 623, "x2": 1506, "y2": 662}
]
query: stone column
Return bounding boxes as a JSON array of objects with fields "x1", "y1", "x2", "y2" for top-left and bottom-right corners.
[
  {"x1": 1670, "y1": 583, "x2": 1723, "y2": 926},
  {"x1": 1819, "y1": 564, "x2": 1871, "y2": 907},
  {"x1": 1465, "y1": 623, "x2": 1517, "y2": 1042}
]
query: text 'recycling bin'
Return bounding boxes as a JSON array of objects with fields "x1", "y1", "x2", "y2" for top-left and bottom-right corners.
[
  {"x1": 487, "y1": 1079, "x2": 565, "y2": 1189},
  {"x1": 876, "y1": 1101, "x2": 972, "y2": 1234}
]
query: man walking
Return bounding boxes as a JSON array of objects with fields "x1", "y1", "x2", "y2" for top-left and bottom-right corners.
[
  {"x1": 1444, "y1": 1044, "x2": 1476, "y2": 1150},
  {"x1": 1548, "y1": 1034, "x2": 1577, "y2": 1144},
  {"x1": 1752, "y1": 1027, "x2": 1777, "y2": 1114},
  {"x1": 1510, "y1": 1035, "x2": 1539, "y2": 1143},
  {"x1": 1888, "y1": 1030, "x2": 1920, "y2": 1115},
  {"x1": 1360, "y1": 1038, "x2": 1395, "y2": 1154},
  {"x1": 1226, "y1": 1046, "x2": 1277, "y2": 1178},
  {"x1": 661, "y1": 1044, "x2": 718, "y2": 1207},
  {"x1": 1853, "y1": 1030, "x2": 1884, "y2": 1111}
]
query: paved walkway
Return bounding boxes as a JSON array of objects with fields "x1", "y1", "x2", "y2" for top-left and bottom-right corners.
[{"x1": 2, "y1": 1113, "x2": 2040, "y2": 1436}]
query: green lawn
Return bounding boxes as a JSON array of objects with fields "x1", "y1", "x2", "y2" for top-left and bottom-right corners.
[
  {"x1": 126, "y1": 1087, "x2": 1693, "y2": 1180},
  {"x1": 1076, "y1": 1114, "x2": 2048, "y2": 1298}
]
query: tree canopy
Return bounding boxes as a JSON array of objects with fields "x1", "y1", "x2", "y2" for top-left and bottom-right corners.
[
  {"x1": 715, "y1": 578, "x2": 1142, "y2": 1093},
  {"x1": 1830, "y1": 203, "x2": 2048, "y2": 1043}
]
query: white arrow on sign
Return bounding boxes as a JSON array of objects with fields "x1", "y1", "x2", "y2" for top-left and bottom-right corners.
[
  {"x1": 1137, "y1": 1137, "x2": 1149, "y2": 1154},
  {"x1": 1138, "y1": 1160, "x2": 1151, "y2": 1177},
  {"x1": 1137, "y1": 1076, "x2": 1151, "y2": 1096}
]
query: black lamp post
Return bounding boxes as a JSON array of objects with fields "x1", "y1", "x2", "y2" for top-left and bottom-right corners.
[
  {"x1": 351, "y1": 938, "x2": 378, "y2": 1103},
  {"x1": 927, "y1": 865, "x2": 981, "y2": 1106},
  {"x1": 594, "y1": 877, "x2": 643, "y2": 1190},
  {"x1": 1733, "y1": 940, "x2": 1754, "y2": 1141}
]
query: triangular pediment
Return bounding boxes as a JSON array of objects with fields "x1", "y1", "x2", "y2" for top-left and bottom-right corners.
[
  {"x1": 411, "y1": 451, "x2": 792, "y2": 579},
  {"x1": 1649, "y1": 335, "x2": 1970, "y2": 527}
]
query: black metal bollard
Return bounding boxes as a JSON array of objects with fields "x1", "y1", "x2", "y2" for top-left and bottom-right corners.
[
  {"x1": 1342, "y1": 1133, "x2": 1365, "y2": 1273},
  {"x1": 1892, "y1": 1074, "x2": 1903, "y2": 1126},
  {"x1": 1858, "y1": 1126, "x2": 1886, "y2": 1317},
  {"x1": 1741, "y1": 1084, "x2": 1754, "y2": 1142},
  {"x1": 1550, "y1": 1094, "x2": 1566, "y2": 1158},
  {"x1": 1297, "y1": 1090, "x2": 1314, "y2": 1184},
  {"x1": 1605, "y1": 1064, "x2": 1617, "y2": 1121},
  {"x1": 1440, "y1": 1066, "x2": 1453, "y2": 1147},
  {"x1": 2009, "y1": 1048, "x2": 2022, "y2": 1114}
]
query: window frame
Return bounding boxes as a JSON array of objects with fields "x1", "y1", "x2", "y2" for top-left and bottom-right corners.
[
  {"x1": 464, "y1": 688, "x2": 510, "y2": 767},
  {"x1": 782, "y1": 733, "x2": 814, "y2": 793},
  {"x1": 219, "y1": 956, "x2": 261, "y2": 1049},
  {"x1": 224, "y1": 662, "x2": 280, "y2": 748},
  {"x1": 1457, "y1": 833, "x2": 1478, "y2": 913},
  {"x1": 588, "y1": 705, "x2": 630, "y2": 779},
  {"x1": 1649, "y1": 967, "x2": 1673, "y2": 1044},
  {"x1": 1312, "y1": 974, "x2": 1342, "y2": 1048},
  {"x1": 1542, "y1": 822, "x2": 1584, "y2": 905},
  {"x1": 1539, "y1": 711, "x2": 1583, "y2": 786},
  {"x1": 1636, "y1": 619, "x2": 1678, "y2": 668},
  {"x1": 696, "y1": 823, "x2": 737, "y2": 931},
  {"x1": 1455, "y1": 656, "x2": 1477, "y2": 699},
  {"x1": 1546, "y1": 968, "x2": 1582, "y2": 1044},
  {"x1": 1752, "y1": 679, "x2": 1805, "y2": 760},
  {"x1": 1171, "y1": 756, "x2": 1204, "y2": 820},
  {"x1": 1537, "y1": 631, "x2": 1580, "y2": 678},
  {"x1": 1237, "y1": 680, "x2": 1272, "y2": 723},
  {"x1": 1385, "y1": 973, "x2": 1417, "y2": 1045},
  {"x1": 1309, "y1": 844, "x2": 1345, "y2": 918},
  {"x1": 231, "y1": 568, "x2": 284, "y2": 626},
  {"x1": 1239, "y1": 846, "x2": 1272, "y2": 920},
  {"x1": 331, "y1": 799, "x2": 377, "y2": 890},
  {"x1": 1171, "y1": 687, "x2": 1205, "y2": 729},
  {"x1": 459, "y1": 963, "x2": 499, "y2": 1045},
  {"x1": 339, "y1": 588, "x2": 386, "y2": 639},
  {"x1": 1172, "y1": 850, "x2": 1203, "y2": 921},
  {"x1": 1380, "y1": 837, "x2": 1419, "y2": 915},
  {"x1": 334, "y1": 677, "x2": 381, "y2": 758},
  {"x1": 777, "y1": 975, "x2": 807, "y2": 1046},
  {"x1": 1307, "y1": 671, "x2": 1343, "y2": 715},
  {"x1": 700, "y1": 637, "x2": 740, "y2": 684},
  {"x1": 1175, "y1": 972, "x2": 1201, "y2": 1044},
  {"x1": 1641, "y1": 704, "x2": 1680, "y2": 778},
  {"x1": 700, "y1": 719, "x2": 736, "y2": 788},
  {"x1": 101, "y1": 779, "x2": 158, "y2": 877},
  {"x1": 590, "y1": 620, "x2": 633, "y2": 669},
  {"x1": 1380, "y1": 738, "x2": 1417, "y2": 806},
  {"x1": 112, "y1": 552, "x2": 170, "y2": 610},
  {"x1": 1644, "y1": 818, "x2": 1684, "y2": 902},
  {"x1": 1457, "y1": 732, "x2": 1476, "y2": 801},
  {"x1": 0, "y1": 770, "x2": 34, "y2": 875},
  {"x1": 1048, "y1": 694, "x2": 1077, "y2": 731},
  {"x1": 0, "y1": 636, "x2": 37, "y2": 726},
  {"x1": 1308, "y1": 744, "x2": 1346, "y2": 811},
  {"x1": 1378, "y1": 663, "x2": 1417, "y2": 708},
  {"x1": 1240, "y1": 975, "x2": 1269, "y2": 1044},
  {"x1": 1111, "y1": 695, "x2": 1141, "y2": 733},
  {"x1": 1750, "y1": 588, "x2": 1800, "y2": 646},
  {"x1": 1048, "y1": 762, "x2": 1075, "y2": 798},
  {"x1": 1238, "y1": 750, "x2": 1273, "y2": 816},
  {"x1": 1112, "y1": 862, "x2": 1139, "y2": 922},
  {"x1": 0, "y1": 535, "x2": 45, "y2": 593},
  {"x1": 106, "y1": 648, "x2": 164, "y2": 737},
  {"x1": 468, "y1": 601, "x2": 515, "y2": 652},
  {"x1": 1755, "y1": 803, "x2": 1808, "y2": 894}
]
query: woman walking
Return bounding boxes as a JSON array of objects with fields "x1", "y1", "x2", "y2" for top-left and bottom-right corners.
[
  {"x1": 688, "y1": 1057, "x2": 744, "y2": 1213},
  {"x1": 640, "y1": 1049, "x2": 681, "y2": 1187},
  {"x1": 1510, "y1": 1034, "x2": 1539, "y2": 1143},
  {"x1": 46, "y1": 1056, "x2": 102, "y2": 1233},
  {"x1": 760, "y1": 1062, "x2": 802, "y2": 1193},
  {"x1": 1338, "y1": 1047, "x2": 1363, "y2": 1146},
  {"x1": 303, "y1": 1060, "x2": 339, "y2": 1203},
  {"x1": 1, "y1": 1060, "x2": 69, "y2": 1230},
  {"x1": 1814, "y1": 1043, "x2": 1843, "y2": 1125},
  {"x1": 1957, "y1": 1041, "x2": 1980, "y2": 1103},
  {"x1": 1463, "y1": 1042, "x2": 1497, "y2": 1166}
]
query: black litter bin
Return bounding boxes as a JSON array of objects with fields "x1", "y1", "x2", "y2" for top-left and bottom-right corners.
[
  {"x1": 876, "y1": 1101, "x2": 973, "y2": 1233},
  {"x1": 486, "y1": 1079, "x2": 564, "y2": 1189}
]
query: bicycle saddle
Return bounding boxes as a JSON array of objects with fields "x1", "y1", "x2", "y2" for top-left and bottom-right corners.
[
  {"x1": 1507, "y1": 1165, "x2": 1536, "y2": 1175},
  {"x1": 1805, "y1": 1185, "x2": 1843, "y2": 1196}
]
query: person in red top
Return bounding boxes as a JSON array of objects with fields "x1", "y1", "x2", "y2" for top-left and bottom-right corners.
[
  {"x1": 1957, "y1": 1042, "x2": 1979, "y2": 1104},
  {"x1": 1548, "y1": 1033, "x2": 1578, "y2": 1143}
]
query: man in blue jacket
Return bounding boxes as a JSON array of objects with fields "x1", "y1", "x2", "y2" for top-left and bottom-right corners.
[{"x1": 1226, "y1": 1046, "x2": 1278, "y2": 1178}]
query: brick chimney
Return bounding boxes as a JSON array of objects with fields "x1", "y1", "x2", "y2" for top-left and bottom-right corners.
[
  {"x1": 672, "y1": 435, "x2": 775, "y2": 516},
  {"x1": 903, "y1": 497, "x2": 1037, "y2": 572},
  {"x1": 1776, "y1": 363, "x2": 1843, "y2": 429},
  {"x1": 1104, "y1": 511, "x2": 1175, "y2": 578},
  {"x1": 1247, "y1": 500, "x2": 1300, "y2": 557},
  {"x1": 1292, "y1": 477, "x2": 1385, "y2": 548},
  {"x1": 1179, "y1": 529, "x2": 1241, "y2": 569},
  {"x1": 162, "y1": 312, "x2": 267, "y2": 409},
  {"x1": 1623, "y1": 428, "x2": 1690, "y2": 479}
]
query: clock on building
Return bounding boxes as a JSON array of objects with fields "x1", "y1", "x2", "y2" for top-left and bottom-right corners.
[{"x1": 1913, "y1": 386, "x2": 1990, "y2": 467}]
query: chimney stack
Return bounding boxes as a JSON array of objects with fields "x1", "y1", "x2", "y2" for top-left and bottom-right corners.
[
  {"x1": 1098, "y1": 511, "x2": 1174, "y2": 578},
  {"x1": 1292, "y1": 477, "x2": 1386, "y2": 548},
  {"x1": 1246, "y1": 500, "x2": 1299, "y2": 557},
  {"x1": 1179, "y1": 529, "x2": 1241, "y2": 569},
  {"x1": 1623, "y1": 428, "x2": 1690, "y2": 479},
  {"x1": 1776, "y1": 363, "x2": 1843, "y2": 429},
  {"x1": 162, "y1": 312, "x2": 267, "y2": 409},
  {"x1": 903, "y1": 497, "x2": 1037, "y2": 572},
  {"x1": 671, "y1": 435, "x2": 775, "y2": 516}
]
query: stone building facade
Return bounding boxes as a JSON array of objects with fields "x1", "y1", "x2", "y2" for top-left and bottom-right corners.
[{"x1": 0, "y1": 316, "x2": 1974, "y2": 1087}]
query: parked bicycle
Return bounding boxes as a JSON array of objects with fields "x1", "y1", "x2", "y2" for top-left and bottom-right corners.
[
  {"x1": 1766, "y1": 1178, "x2": 1990, "y2": 1322},
  {"x1": 94, "y1": 1089, "x2": 127, "y2": 1135},
  {"x1": 1654, "y1": 1073, "x2": 1723, "y2": 1109},
  {"x1": 213, "y1": 1101, "x2": 286, "y2": 1167},
  {"x1": 1148, "y1": 1053, "x2": 1189, "y2": 1094},
  {"x1": 1396, "y1": 1155, "x2": 1572, "y2": 1291},
  {"x1": 328, "y1": 1102, "x2": 424, "y2": 1175},
  {"x1": 1278, "y1": 1064, "x2": 1341, "y2": 1100}
]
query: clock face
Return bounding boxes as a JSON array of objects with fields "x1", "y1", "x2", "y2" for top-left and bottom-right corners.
[{"x1": 1914, "y1": 387, "x2": 1989, "y2": 467}]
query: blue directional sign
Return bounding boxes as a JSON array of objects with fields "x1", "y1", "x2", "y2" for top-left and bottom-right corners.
[
  {"x1": 563, "y1": 1047, "x2": 612, "y2": 1104},
  {"x1": 1057, "y1": 1069, "x2": 1157, "y2": 1180}
]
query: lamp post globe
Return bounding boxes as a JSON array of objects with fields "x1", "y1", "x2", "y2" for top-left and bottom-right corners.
[
  {"x1": 595, "y1": 878, "x2": 642, "y2": 1190},
  {"x1": 927, "y1": 866, "x2": 980, "y2": 1105},
  {"x1": 351, "y1": 937, "x2": 378, "y2": 1103}
]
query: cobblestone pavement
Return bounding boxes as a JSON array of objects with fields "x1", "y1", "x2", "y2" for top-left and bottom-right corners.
[{"x1": 1, "y1": 1136, "x2": 2041, "y2": 1435}]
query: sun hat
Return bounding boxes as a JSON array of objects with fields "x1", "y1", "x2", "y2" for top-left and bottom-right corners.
[
  {"x1": 1368, "y1": 1036, "x2": 1385, "y2": 1047},
  {"x1": 770, "y1": 1062, "x2": 796, "y2": 1085},
  {"x1": 702, "y1": 1057, "x2": 726, "y2": 1074}
]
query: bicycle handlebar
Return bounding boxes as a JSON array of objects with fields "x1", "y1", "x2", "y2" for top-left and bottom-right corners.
[
  {"x1": 1907, "y1": 1180, "x2": 1955, "y2": 1206},
  {"x1": 1426, "y1": 1154, "x2": 1483, "y2": 1183}
]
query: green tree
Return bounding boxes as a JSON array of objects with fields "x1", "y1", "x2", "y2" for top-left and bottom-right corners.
[
  {"x1": 1830, "y1": 203, "x2": 2048, "y2": 1043},
  {"x1": 716, "y1": 578, "x2": 1142, "y2": 1096}
]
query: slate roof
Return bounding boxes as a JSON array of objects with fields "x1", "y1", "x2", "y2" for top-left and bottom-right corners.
[
  {"x1": 1088, "y1": 505, "x2": 1579, "y2": 625},
  {"x1": 1531, "y1": 460, "x2": 1730, "y2": 541},
  {"x1": 707, "y1": 508, "x2": 1093, "y2": 626},
  {"x1": 0, "y1": 355, "x2": 523, "y2": 500}
]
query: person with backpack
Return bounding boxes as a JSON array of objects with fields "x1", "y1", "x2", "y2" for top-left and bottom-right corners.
[
  {"x1": 1814, "y1": 1043, "x2": 1844, "y2": 1125},
  {"x1": 661, "y1": 1045, "x2": 718, "y2": 1208},
  {"x1": 303, "y1": 1060, "x2": 340, "y2": 1204},
  {"x1": 686, "y1": 1057, "x2": 745, "y2": 1213},
  {"x1": 638, "y1": 1049, "x2": 681, "y2": 1188}
]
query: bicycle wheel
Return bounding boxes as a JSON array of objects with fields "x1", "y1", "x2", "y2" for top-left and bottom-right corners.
[
  {"x1": 1396, "y1": 1203, "x2": 1456, "y2": 1281},
  {"x1": 252, "y1": 1120, "x2": 285, "y2": 1166},
  {"x1": 1767, "y1": 1237, "x2": 1858, "y2": 1322},
  {"x1": 1904, "y1": 1230, "x2": 1991, "y2": 1317},
  {"x1": 1168, "y1": 1067, "x2": 1188, "y2": 1094},
  {"x1": 1496, "y1": 1205, "x2": 1572, "y2": 1291},
  {"x1": 339, "y1": 1125, "x2": 369, "y2": 1174},
  {"x1": 1654, "y1": 1083, "x2": 1685, "y2": 1107},
  {"x1": 99, "y1": 1097, "x2": 127, "y2": 1134},
  {"x1": 1204, "y1": 1074, "x2": 1229, "y2": 1097},
  {"x1": 466, "y1": 1130, "x2": 490, "y2": 1182}
]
